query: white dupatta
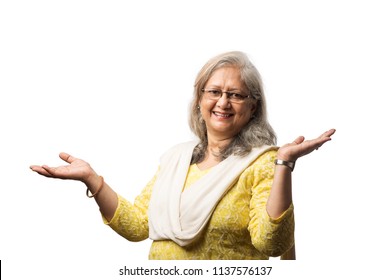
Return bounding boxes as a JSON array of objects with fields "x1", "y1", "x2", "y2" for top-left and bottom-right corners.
[{"x1": 148, "y1": 141, "x2": 275, "y2": 247}]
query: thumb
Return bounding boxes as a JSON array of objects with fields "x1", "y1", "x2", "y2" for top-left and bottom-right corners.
[
  {"x1": 59, "y1": 152, "x2": 76, "y2": 164},
  {"x1": 293, "y1": 136, "x2": 305, "y2": 145}
]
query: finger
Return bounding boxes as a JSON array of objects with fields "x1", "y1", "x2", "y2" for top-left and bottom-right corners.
[
  {"x1": 59, "y1": 152, "x2": 76, "y2": 164},
  {"x1": 30, "y1": 165, "x2": 54, "y2": 177},
  {"x1": 321, "y1": 128, "x2": 336, "y2": 138},
  {"x1": 313, "y1": 132, "x2": 334, "y2": 150},
  {"x1": 312, "y1": 129, "x2": 335, "y2": 146},
  {"x1": 326, "y1": 128, "x2": 336, "y2": 137},
  {"x1": 42, "y1": 165, "x2": 60, "y2": 176},
  {"x1": 293, "y1": 136, "x2": 305, "y2": 145}
]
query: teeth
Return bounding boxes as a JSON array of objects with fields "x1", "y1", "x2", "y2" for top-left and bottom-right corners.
[{"x1": 214, "y1": 112, "x2": 231, "y2": 117}]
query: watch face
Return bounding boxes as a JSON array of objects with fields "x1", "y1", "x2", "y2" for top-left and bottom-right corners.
[{"x1": 275, "y1": 159, "x2": 294, "y2": 171}]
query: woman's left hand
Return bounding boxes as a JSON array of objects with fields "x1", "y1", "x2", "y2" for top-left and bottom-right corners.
[{"x1": 277, "y1": 128, "x2": 336, "y2": 162}]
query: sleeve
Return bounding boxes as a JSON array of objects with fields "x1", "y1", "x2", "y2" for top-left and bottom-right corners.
[
  {"x1": 102, "y1": 170, "x2": 158, "y2": 242},
  {"x1": 247, "y1": 150, "x2": 295, "y2": 257}
]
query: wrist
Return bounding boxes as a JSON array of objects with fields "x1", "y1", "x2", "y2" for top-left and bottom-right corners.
[
  {"x1": 274, "y1": 159, "x2": 295, "y2": 172},
  {"x1": 86, "y1": 176, "x2": 104, "y2": 198},
  {"x1": 276, "y1": 150, "x2": 295, "y2": 162},
  {"x1": 83, "y1": 172, "x2": 100, "y2": 189}
]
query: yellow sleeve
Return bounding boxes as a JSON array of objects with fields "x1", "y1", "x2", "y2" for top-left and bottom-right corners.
[
  {"x1": 103, "y1": 171, "x2": 158, "y2": 242},
  {"x1": 248, "y1": 150, "x2": 295, "y2": 257}
]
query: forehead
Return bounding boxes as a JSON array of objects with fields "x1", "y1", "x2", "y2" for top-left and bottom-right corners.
[{"x1": 205, "y1": 66, "x2": 243, "y2": 88}]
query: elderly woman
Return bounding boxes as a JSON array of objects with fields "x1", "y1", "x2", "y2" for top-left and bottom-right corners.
[{"x1": 30, "y1": 51, "x2": 335, "y2": 260}]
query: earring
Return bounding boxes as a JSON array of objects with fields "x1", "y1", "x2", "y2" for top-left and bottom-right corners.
[{"x1": 197, "y1": 105, "x2": 200, "y2": 109}]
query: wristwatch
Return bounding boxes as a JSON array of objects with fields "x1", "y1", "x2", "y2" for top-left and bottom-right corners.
[{"x1": 274, "y1": 159, "x2": 295, "y2": 171}]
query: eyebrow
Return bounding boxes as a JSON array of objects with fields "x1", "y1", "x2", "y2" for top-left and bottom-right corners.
[{"x1": 205, "y1": 85, "x2": 241, "y2": 91}]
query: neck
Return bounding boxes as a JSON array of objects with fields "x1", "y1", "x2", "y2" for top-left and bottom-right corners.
[
  {"x1": 206, "y1": 135, "x2": 233, "y2": 159},
  {"x1": 196, "y1": 135, "x2": 233, "y2": 170}
]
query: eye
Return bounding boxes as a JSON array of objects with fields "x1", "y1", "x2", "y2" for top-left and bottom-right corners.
[
  {"x1": 230, "y1": 93, "x2": 246, "y2": 100},
  {"x1": 207, "y1": 90, "x2": 221, "y2": 96}
]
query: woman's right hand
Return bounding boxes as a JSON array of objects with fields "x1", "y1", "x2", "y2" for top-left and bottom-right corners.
[{"x1": 30, "y1": 152, "x2": 96, "y2": 184}]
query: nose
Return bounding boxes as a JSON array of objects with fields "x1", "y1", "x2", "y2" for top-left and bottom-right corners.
[{"x1": 216, "y1": 93, "x2": 231, "y2": 109}]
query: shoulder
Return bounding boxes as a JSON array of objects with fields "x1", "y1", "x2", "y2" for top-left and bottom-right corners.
[
  {"x1": 241, "y1": 147, "x2": 279, "y2": 179},
  {"x1": 252, "y1": 147, "x2": 278, "y2": 166}
]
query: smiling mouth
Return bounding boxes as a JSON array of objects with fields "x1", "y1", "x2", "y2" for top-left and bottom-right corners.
[{"x1": 213, "y1": 111, "x2": 234, "y2": 118}]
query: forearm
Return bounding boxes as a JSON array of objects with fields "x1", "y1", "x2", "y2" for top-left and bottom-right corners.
[
  {"x1": 103, "y1": 173, "x2": 156, "y2": 242},
  {"x1": 266, "y1": 165, "x2": 292, "y2": 219},
  {"x1": 84, "y1": 173, "x2": 118, "y2": 221}
]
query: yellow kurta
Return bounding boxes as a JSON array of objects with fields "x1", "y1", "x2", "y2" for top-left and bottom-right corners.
[{"x1": 104, "y1": 149, "x2": 294, "y2": 260}]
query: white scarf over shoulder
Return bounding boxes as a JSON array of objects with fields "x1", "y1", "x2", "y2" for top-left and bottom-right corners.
[{"x1": 148, "y1": 141, "x2": 275, "y2": 247}]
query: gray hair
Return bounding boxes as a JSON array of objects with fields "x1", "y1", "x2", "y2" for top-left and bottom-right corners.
[{"x1": 189, "y1": 51, "x2": 277, "y2": 163}]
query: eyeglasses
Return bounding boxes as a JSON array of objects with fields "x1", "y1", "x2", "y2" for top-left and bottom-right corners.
[{"x1": 201, "y1": 88, "x2": 252, "y2": 103}]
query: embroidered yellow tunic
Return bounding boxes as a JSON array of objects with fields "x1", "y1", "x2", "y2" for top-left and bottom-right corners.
[{"x1": 104, "y1": 150, "x2": 294, "y2": 260}]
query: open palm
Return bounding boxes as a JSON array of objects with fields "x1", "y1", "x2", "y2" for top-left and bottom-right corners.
[
  {"x1": 30, "y1": 152, "x2": 94, "y2": 183},
  {"x1": 278, "y1": 129, "x2": 336, "y2": 162}
]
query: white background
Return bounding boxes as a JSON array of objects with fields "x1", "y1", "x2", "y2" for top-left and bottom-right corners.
[{"x1": 1, "y1": 0, "x2": 389, "y2": 279}]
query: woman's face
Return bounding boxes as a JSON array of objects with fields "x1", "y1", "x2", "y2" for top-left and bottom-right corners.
[{"x1": 199, "y1": 66, "x2": 256, "y2": 140}]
